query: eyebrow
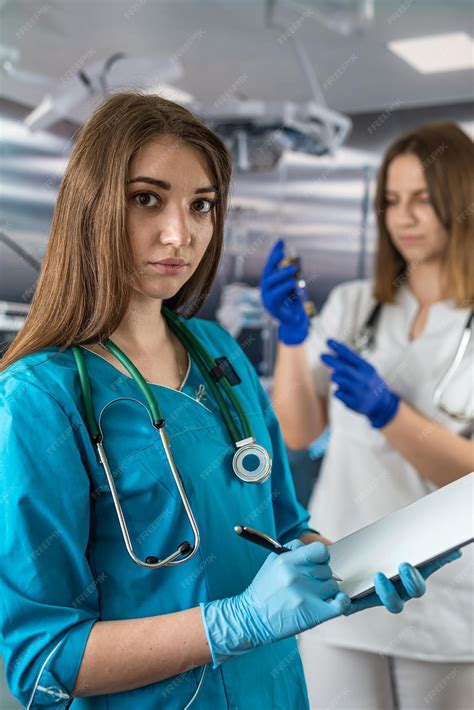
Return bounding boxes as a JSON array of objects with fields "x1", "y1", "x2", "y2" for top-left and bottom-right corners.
[
  {"x1": 385, "y1": 188, "x2": 429, "y2": 195},
  {"x1": 127, "y1": 176, "x2": 217, "y2": 194}
]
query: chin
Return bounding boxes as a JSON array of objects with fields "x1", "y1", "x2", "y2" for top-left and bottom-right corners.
[
  {"x1": 151, "y1": 288, "x2": 183, "y2": 301},
  {"x1": 395, "y1": 243, "x2": 429, "y2": 264},
  {"x1": 133, "y1": 284, "x2": 183, "y2": 302}
]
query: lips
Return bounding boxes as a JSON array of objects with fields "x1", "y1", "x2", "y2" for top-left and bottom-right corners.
[
  {"x1": 148, "y1": 259, "x2": 189, "y2": 276},
  {"x1": 398, "y1": 235, "x2": 424, "y2": 243},
  {"x1": 150, "y1": 258, "x2": 187, "y2": 266}
]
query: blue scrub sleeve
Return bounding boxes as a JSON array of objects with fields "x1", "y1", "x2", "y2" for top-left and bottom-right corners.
[
  {"x1": 0, "y1": 376, "x2": 100, "y2": 708},
  {"x1": 210, "y1": 323, "x2": 320, "y2": 543}
]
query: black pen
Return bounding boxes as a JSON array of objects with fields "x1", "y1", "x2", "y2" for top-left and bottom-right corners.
[{"x1": 234, "y1": 525, "x2": 343, "y2": 582}]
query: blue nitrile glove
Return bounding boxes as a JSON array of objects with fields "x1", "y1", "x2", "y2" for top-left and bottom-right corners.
[
  {"x1": 260, "y1": 239, "x2": 309, "y2": 345},
  {"x1": 321, "y1": 338, "x2": 400, "y2": 428},
  {"x1": 344, "y1": 549, "x2": 462, "y2": 615},
  {"x1": 200, "y1": 540, "x2": 350, "y2": 668},
  {"x1": 200, "y1": 542, "x2": 462, "y2": 667}
]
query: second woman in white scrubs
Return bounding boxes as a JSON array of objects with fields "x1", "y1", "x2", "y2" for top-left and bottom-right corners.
[{"x1": 261, "y1": 122, "x2": 474, "y2": 709}]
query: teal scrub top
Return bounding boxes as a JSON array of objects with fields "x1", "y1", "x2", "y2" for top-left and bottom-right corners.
[{"x1": 0, "y1": 318, "x2": 316, "y2": 709}]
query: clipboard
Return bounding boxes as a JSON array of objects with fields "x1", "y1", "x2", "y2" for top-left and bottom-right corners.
[{"x1": 328, "y1": 472, "x2": 474, "y2": 600}]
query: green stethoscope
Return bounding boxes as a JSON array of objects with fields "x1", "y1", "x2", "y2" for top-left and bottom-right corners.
[{"x1": 71, "y1": 307, "x2": 272, "y2": 569}]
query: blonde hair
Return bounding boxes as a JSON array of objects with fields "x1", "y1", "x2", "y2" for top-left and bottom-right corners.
[
  {"x1": 373, "y1": 122, "x2": 473, "y2": 307},
  {"x1": 1, "y1": 91, "x2": 232, "y2": 373}
]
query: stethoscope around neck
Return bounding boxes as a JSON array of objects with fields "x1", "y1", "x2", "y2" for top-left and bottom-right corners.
[
  {"x1": 71, "y1": 307, "x2": 272, "y2": 569},
  {"x1": 351, "y1": 302, "x2": 474, "y2": 422}
]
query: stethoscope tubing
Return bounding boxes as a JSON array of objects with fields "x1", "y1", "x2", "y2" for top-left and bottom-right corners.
[
  {"x1": 164, "y1": 308, "x2": 251, "y2": 442},
  {"x1": 70, "y1": 310, "x2": 272, "y2": 568},
  {"x1": 352, "y1": 304, "x2": 473, "y2": 422}
]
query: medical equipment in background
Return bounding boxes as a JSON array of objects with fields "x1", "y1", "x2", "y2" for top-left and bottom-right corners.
[
  {"x1": 0, "y1": 229, "x2": 44, "y2": 355},
  {"x1": 0, "y1": 301, "x2": 29, "y2": 345},
  {"x1": 2, "y1": 0, "x2": 353, "y2": 167},
  {"x1": 216, "y1": 284, "x2": 266, "y2": 338},
  {"x1": 267, "y1": 0, "x2": 376, "y2": 37},
  {"x1": 352, "y1": 304, "x2": 474, "y2": 422},
  {"x1": 0, "y1": 47, "x2": 187, "y2": 131},
  {"x1": 200, "y1": 100, "x2": 351, "y2": 172},
  {"x1": 71, "y1": 307, "x2": 273, "y2": 570},
  {"x1": 356, "y1": 165, "x2": 375, "y2": 279},
  {"x1": 3, "y1": 37, "x2": 350, "y2": 165},
  {"x1": 199, "y1": 1, "x2": 353, "y2": 171},
  {"x1": 216, "y1": 205, "x2": 278, "y2": 378},
  {"x1": 0, "y1": 229, "x2": 42, "y2": 271}
]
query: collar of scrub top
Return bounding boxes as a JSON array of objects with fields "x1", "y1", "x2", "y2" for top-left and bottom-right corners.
[
  {"x1": 70, "y1": 307, "x2": 272, "y2": 569},
  {"x1": 352, "y1": 301, "x2": 474, "y2": 422}
]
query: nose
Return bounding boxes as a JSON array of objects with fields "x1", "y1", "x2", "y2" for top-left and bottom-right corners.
[
  {"x1": 158, "y1": 202, "x2": 191, "y2": 248},
  {"x1": 392, "y1": 198, "x2": 417, "y2": 226}
]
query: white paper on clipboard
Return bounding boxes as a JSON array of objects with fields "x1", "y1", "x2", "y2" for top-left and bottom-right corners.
[{"x1": 328, "y1": 472, "x2": 474, "y2": 600}]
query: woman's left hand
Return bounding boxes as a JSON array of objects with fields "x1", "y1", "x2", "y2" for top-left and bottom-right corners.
[
  {"x1": 343, "y1": 549, "x2": 462, "y2": 615},
  {"x1": 320, "y1": 338, "x2": 400, "y2": 429}
]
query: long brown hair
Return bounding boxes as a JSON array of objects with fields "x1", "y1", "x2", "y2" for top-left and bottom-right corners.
[
  {"x1": 373, "y1": 122, "x2": 473, "y2": 306},
  {"x1": 1, "y1": 91, "x2": 232, "y2": 373}
]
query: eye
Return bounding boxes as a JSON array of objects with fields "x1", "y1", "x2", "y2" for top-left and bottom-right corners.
[
  {"x1": 131, "y1": 192, "x2": 160, "y2": 208},
  {"x1": 192, "y1": 198, "x2": 216, "y2": 215}
]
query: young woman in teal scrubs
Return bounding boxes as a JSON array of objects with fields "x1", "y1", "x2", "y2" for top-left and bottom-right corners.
[{"x1": 0, "y1": 92, "x2": 460, "y2": 709}]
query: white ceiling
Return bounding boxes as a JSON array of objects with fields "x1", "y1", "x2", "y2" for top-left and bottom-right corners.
[{"x1": 0, "y1": 0, "x2": 473, "y2": 118}]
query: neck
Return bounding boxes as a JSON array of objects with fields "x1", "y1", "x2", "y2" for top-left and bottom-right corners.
[
  {"x1": 406, "y1": 258, "x2": 448, "y2": 306},
  {"x1": 107, "y1": 294, "x2": 169, "y2": 357}
]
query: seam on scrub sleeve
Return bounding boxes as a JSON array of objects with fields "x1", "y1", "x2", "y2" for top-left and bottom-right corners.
[
  {"x1": 27, "y1": 638, "x2": 69, "y2": 709},
  {"x1": 28, "y1": 617, "x2": 98, "y2": 708}
]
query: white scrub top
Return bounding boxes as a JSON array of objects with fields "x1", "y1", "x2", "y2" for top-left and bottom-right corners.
[{"x1": 305, "y1": 279, "x2": 473, "y2": 661}]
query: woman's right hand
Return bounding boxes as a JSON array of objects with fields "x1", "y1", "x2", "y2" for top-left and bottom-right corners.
[
  {"x1": 200, "y1": 540, "x2": 350, "y2": 667},
  {"x1": 260, "y1": 239, "x2": 310, "y2": 345}
]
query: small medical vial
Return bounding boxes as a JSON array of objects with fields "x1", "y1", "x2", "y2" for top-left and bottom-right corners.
[{"x1": 279, "y1": 248, "x2": 316, "y2": 317}]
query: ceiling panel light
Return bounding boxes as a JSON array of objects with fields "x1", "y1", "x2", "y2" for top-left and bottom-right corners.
[{"x1": 388, "y1": 32, "x2": 474, "y2": 74}]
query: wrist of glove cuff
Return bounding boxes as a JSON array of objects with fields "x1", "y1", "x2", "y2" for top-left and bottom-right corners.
[
  {"x1": 369, "y1": 391, "x2": 400, "y2": 429},
  {"x1": 199, "y1": 593, "x2": 274, "y2": 669},
  {"x1": 278, "y1": 321, "x2": 309, "y2": 346}
]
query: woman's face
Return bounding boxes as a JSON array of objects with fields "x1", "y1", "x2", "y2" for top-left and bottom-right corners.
[
  {"x1": 126, "y1": 133, "x2": 217, "y2": 301},
  {"x1": 384, "y1": 152, "x2": 449, "y2": 265}
]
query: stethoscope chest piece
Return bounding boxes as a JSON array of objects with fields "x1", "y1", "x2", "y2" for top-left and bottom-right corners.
[{"x1": 232, "y1": 437, "x2": 272, "y2": 484}]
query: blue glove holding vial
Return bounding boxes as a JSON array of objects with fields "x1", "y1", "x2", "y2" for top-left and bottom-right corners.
[{"x1": 260, "y1": 239, "x2": 310, "y2": 345}]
